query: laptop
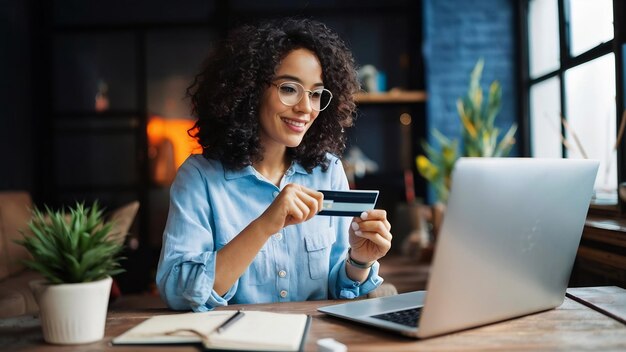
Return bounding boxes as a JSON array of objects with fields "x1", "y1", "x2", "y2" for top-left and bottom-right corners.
[{"x1": 318, "y1": 157, "x2": 599, "y2": 338}]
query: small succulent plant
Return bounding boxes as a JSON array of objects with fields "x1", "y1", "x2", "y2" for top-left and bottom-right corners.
[{"x1": 16, "y1": 202, "x2": 124, "y2": 284}]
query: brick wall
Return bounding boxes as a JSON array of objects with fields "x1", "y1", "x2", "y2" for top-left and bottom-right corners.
[
  {"x1": 422, "y1": 0, "x2": 518, "y2": 202},
  {"x1": 423, "y1": 0, "x2": 518, "y2": 150}
]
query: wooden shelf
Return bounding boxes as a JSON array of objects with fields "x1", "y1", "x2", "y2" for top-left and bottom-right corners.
[
  {"x1": 571, "y1": 216, "x2": 626, "y2": 287},
  {"x1": 354, "y1": 90, "x2": 427, "y2": 104}
]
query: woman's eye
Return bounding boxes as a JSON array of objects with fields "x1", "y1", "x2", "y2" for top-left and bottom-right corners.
[
  {"x1": 311, "y1": 91, "x2": 323, "y2": 100},
  {"x1": 279, "y1": 85, "x2": 299, "y2": 95}
]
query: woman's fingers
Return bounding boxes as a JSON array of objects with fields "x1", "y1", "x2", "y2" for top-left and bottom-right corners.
[
  {"x1": 286, "y1": 198, "x2": 306, "y2": 223},
  {"x1": 298, "y1": 192, "x2": 322, "y2": 221},
  {"x1": 353, "y1": 231, "x2": 391, "y2": 251},
  {"x1": 300, "y1": 187, "x2": 324, "y2": 213},
  {"x1": 352, "y1": 209, "x2": 392, "y2": 240},
  {"x1": 360, "y1": 209, "x2": 391, "y2": 231},
  {"x1": 291, "y1": 196, "x2": 311, "y2": 222},
  {"x1": 280, "y1": 184, "x2": 324, "y2": 224},
  {"x1": 350, "y1": 207, "x2": 394, "y2": 260},
  {"x1": 354, "y1": 220, "x2": 392, "y2": 241}
]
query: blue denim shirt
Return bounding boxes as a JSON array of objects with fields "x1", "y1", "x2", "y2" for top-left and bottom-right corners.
[{"x1": 156, "y1": 154, "x2": 383, "y2": 311}]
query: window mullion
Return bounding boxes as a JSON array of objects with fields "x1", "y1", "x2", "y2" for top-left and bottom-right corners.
[
  {"x1": 558, "y1": 0, "x2": 568, "y2": 157},
  {"x1": 614, "y1": 0, "x2": 626, "y2": 213}
]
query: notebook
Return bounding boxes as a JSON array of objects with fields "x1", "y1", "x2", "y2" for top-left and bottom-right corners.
[
  {"x1": 112, "y1": 310, "x2": 311, "y2": 351},
  {"x1": 319, "y1": 157, "x2": 599, "y2": 338}
]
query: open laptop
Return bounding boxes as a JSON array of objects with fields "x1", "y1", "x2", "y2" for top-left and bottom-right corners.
[{"x1": 318, "y1": 157, "x2": 599, "y2": 338}]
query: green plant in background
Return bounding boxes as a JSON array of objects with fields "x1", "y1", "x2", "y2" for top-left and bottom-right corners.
[
  {"x1": 458, "y1": 58, "x2": 517, "y2": 157},
  {"x1": 16, "y1": 202, "x2": 125, "y2": 284},
  {"x1": 417, "y1": 130, "x2": 459, "y2": 203},
  {"x1": 417, "y1": 59, "x2": 517, "y2": 203}
]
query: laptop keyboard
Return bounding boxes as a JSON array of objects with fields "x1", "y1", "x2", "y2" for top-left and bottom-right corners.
[{"x1": 371, "y1": 307, "x2": 422, "y2": 327}]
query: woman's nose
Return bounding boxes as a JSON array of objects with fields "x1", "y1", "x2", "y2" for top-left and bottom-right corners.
[{"x1": 294, "y1": 92, "x2": 314, "y2": 113}]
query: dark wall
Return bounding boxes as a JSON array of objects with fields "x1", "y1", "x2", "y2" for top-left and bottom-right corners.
[{"x1": 1, "y1": 0, "x2": 34, "y2": 192}]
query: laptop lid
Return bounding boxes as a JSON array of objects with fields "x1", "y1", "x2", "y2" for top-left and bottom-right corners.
[
  {"x1": 417, "y1": 157, "x2": 598, "y2": 337},
  {"x1": 318, "y1": 157, "x2": 599, "y2": 339}
]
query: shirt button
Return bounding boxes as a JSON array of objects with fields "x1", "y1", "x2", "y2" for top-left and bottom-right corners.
[
  {"x1": 272, "y1": 191, "x2": 279, "y2": 198},
  {"x1": 274, "y1": 232, "x2": 283, "y2": 241},
  {"x1": 278, "y1": 270, "x2": 287, "y2": 278},
  {"x1": 279, "y1": 290, "x2": 288, "y2": 298}
]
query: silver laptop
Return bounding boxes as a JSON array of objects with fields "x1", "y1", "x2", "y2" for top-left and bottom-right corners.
[{"x1": 318, "y1": 157, "x2": 599, "y2": 338}]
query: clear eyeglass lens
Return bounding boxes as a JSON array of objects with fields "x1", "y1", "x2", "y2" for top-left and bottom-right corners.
[{"x1": 277, "y1": 82, "x2": 332, "y2": 111}]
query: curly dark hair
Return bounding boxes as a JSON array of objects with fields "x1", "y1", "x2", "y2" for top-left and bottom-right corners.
[{"x1": 187, "y1": 18, "x2": 359, "y2": 172}]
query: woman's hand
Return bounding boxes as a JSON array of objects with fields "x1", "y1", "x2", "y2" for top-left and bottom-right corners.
[
  {"x1": 258, "y1": 183, "x2": 324, "y2": 235},
  {"x1": 348, "y1": 209, "x2": 392, "y2": 264}
]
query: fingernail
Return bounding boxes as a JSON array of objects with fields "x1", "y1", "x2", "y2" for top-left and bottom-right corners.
[
  {"x1": 355, "y1": 230, "x2": 363, "y2": 236},
  {"x1": 351, "y1": 222, "x2": 359, "y2": 231},
  {"x1": 360, "y1": 211, "x2": 368, "y2": 220}
]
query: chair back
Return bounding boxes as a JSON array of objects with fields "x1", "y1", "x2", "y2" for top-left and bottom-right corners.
[{"x1": 0, "y1": 192, "x2": 33, "y2": 279}]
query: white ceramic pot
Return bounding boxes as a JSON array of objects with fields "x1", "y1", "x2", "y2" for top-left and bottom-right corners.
[{"x1": 30, "y1": 276, "x2": 112, "y2": 344}]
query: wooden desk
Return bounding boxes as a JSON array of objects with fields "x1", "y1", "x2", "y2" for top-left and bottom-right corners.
[{"x1": 2, "y1": 287, "x2": 626, "y2": 351}]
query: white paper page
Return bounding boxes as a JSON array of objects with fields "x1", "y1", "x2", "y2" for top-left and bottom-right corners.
[
  {"x1": 113, "y1": 311, "x2": 235, "y2": 344},
  {"x1": 209, "y1": 311, "x2": 308, "y2": 351}
]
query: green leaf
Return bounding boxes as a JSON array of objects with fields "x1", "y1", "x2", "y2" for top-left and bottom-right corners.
[
  {"x1": 485, "y1": 81, "x2": 502, "y2": 128},
  {"x1": 420, "y1": 58, "x2": 517, "y2": 203},
  {"x1": 416, "y1": 129, "x2": 460, "y2": 203},
  {"x1": 494, "y1": 124, "x2": 518, "y2": 157},
  {"x1": 456, "y1": 59, "x2": 516, "y2": 158},
  {"x1": 13, "y1": 201, "x2": 126, "y2": 284}
]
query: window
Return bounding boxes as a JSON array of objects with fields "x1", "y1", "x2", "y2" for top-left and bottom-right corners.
[{"x1": 524, "y1": 0, "x2": 624, "y2": 207}]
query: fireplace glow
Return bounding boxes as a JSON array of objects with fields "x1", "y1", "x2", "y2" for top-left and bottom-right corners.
[{"x1": 147, "y1": 116, "x2": 200, "y2": 185}]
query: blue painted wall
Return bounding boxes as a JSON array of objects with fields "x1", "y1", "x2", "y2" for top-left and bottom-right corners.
[
  {"x1": 423, "y1": 0, "x2": 518, "y2": 150},
  {"x1": 422, "y1": 0, "x2": 518, "y2": 202}
]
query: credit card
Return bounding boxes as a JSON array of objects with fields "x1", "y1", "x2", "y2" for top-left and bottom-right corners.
[{"x1": 317, "y1": 190, "x2": 379, "y2": 217}]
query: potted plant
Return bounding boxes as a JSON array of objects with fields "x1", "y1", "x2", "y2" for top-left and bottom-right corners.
[
  {"x1": 16, "y1": 202, "x2": 124, "y2": 344},
  {"x1": 415, "y1": 59, "x2": 517, "y2": 248},
  {"x1": 417, "y1": 58, "x2": 517, "y2": 204}
]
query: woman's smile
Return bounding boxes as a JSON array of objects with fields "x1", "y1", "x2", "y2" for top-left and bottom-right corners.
[{"x1": 280, "y1": 117, "x2": 308, "y2": 132}]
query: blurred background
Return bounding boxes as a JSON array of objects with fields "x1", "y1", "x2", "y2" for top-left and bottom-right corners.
[{"x1": 2, "y1": 0, "x2": 624, "y2": 293}]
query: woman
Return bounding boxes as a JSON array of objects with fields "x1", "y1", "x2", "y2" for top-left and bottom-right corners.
[{"x1": 156, "y1": 18, "x2": 392, "y2": 312}]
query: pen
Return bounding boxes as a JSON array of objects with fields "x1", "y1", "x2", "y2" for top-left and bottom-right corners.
[{"x1": 216, "y1": 310, "x2": 244, "y2": 334}]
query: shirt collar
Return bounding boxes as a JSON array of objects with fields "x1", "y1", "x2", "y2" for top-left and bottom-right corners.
[
  {"x1": 224, "y1": 165, "x2": 257, "y2": 180},
  {"x1": 290, "y1": 162, "x2": 308, "y2": 175},
  {"x1": 223, "y1": 162, "x2": 308, "y2": 180}
]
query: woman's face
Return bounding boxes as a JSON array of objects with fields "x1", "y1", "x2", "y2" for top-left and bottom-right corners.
[{"x1": 258, "y1": 48, "x2": 323, "y2": 150}]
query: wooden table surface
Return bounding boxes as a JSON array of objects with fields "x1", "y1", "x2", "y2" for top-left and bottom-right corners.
[{"x1": 2, "y1": 288, "x2": 626, "y2": 351}]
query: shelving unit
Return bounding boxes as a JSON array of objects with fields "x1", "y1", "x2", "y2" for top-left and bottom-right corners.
[
  {"x1": 355, "y1": 90, "x2": 427, "y2": 104},
  {"x1": 571, "y1": 217, "x2": 626, "y2": 287}
]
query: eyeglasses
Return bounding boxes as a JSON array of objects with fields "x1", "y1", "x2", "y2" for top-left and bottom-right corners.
[{"x1": 272, "y1": 81, "x2": 333, "y2": 112}]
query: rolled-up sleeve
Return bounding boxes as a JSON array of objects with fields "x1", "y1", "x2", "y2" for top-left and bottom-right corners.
[
  {"x1": 333, "y1": 260, "x2": 383, "y2": 299},
  {"x1": 156, "y1": 159, "x2": 237, "y2": 311}
]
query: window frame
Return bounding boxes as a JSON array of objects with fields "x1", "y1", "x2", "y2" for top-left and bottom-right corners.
[{"x1": 518, "y1": 0, "x2": 626, "y2": 214}]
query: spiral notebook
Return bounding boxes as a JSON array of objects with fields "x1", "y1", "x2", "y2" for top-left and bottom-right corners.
[{"x1": 112, "y1": 310, "x2": 311, "y2": 352}]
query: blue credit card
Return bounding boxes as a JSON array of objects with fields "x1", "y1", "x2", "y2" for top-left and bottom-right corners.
[{"x1": 317, "y1": 190, "x2": 379, "y2": 217}]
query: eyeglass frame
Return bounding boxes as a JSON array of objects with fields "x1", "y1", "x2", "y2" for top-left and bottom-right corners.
[{"x1": 271, "y1": 81, "x2": 333, "y2": 112}]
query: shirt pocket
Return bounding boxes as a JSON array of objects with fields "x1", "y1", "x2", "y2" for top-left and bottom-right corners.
[
  {"x1": 248, "y1": 246, "x2": 272, "y2": 285},
  {"x1": 304, "y1": 228, "x2": 336, "y2": 280}
]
